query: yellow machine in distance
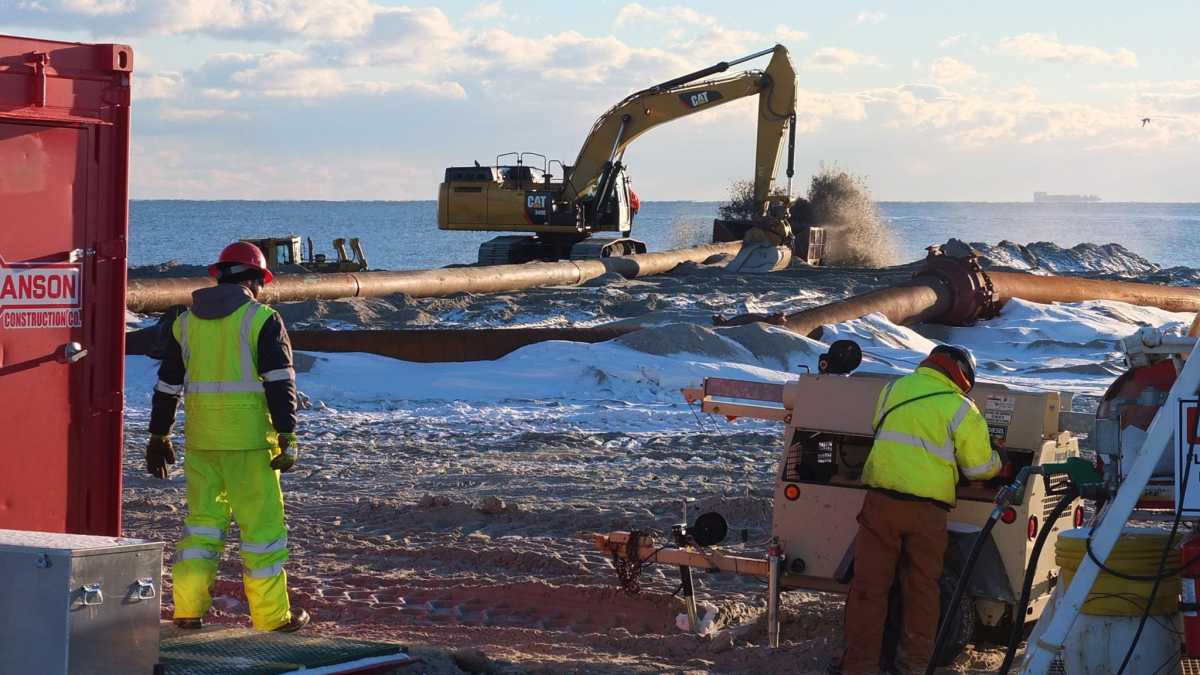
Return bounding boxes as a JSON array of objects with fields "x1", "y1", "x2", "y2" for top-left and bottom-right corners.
[
  {"x1": 438, "y1": 45, "x2": 798, "y2": 264},
  {"x1": 242, "y1": 236, "x2": 368, "y2": 274}
]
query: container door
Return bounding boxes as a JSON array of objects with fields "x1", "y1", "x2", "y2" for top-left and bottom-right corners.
[{"x1": 0, "y1": 121, "x2": 90, "y2": 533}]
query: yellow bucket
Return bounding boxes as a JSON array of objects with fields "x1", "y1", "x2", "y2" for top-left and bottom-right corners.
[{"x1": 1056, "y1": 528, "x2": 1180, "y2": 616}]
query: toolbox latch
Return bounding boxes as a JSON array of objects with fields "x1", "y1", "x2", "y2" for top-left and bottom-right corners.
[{"x1": 81, "y1": 583, "x2": 104, "y2": 606}]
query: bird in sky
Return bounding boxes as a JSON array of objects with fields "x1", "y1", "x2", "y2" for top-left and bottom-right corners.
[{"x1": 1141, "y1": 117, "x2": 1151, "y2": 127}]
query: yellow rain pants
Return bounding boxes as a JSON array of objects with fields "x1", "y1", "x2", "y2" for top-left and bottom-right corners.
[{"x1": 172, "y1": 447, "x2": 291, "y2": 631}]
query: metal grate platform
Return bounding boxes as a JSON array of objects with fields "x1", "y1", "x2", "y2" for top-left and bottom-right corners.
[{"x1": 159, "y1": 624, "x2": 410, "y2": 675}]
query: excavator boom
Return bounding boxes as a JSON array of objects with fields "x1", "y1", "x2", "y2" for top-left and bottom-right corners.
[
  {"x1": 563, "y1": 44, "x2": 796, "y2": 206},
  {"x1": 437, "y1": 44, "x2": 798, "y2": 265}
]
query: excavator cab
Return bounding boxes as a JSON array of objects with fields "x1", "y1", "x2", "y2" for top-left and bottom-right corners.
[{"x1": 242, "y1": 236, "x2": 302, "y2": 270}]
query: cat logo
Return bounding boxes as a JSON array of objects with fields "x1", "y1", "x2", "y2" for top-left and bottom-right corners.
[
  {"x1": 527, "y1": 194, "x2": 548, "y2": 209},
  {"x1": 680, "y1": 90, "x2": 724, "y2": 109}
]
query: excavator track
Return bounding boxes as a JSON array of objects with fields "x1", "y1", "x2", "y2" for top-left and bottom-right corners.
[
  {"x1": 477, "y1": 236, "x2": 541, "y2": 265},
  {"x1": 569, "y1": 237, "x2": 647, "y2": 260},
  {"x1": 477, "y1": 236, "x2": 648, "y2": 264}
]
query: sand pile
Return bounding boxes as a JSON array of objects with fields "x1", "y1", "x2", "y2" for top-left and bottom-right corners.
[{"x1": 954, "y1": 239, "x2": 1161, "y2": 275}]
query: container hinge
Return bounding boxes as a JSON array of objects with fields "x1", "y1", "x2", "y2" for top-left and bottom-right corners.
[
  {"x1": 96, "y1": 391, "x2": 123, "y2": 413},
  {"x1": 96, "y1": 239, "x2": 126, "y2": 261},
  {"x1": 29, "y1": 52, "x2": 48, "y2": 107}
]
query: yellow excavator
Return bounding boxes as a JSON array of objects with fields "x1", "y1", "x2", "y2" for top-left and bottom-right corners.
[{"x1": 438, "y1": 44, "x2": 799, "y2": 265}]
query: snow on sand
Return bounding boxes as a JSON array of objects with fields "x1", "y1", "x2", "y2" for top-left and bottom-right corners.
[{"x1": 121, "y1": 289, "x2": 1192, "y2": 673}]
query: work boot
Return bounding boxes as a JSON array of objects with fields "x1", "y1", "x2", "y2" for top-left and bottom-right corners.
[
  {"x1": 272, "y1": 609, "x2": 310, "y2": 633},
  {"x1": 173, "y1": 617, "x2": 203, "y2": 630}
]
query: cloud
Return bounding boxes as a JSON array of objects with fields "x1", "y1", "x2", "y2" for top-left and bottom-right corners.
[
  {"x1": 157, "y1": 107, "x2": 250, "y2": 122},
  {"x1": 464, "y1": 1, "x2": 505, "y2": 22},
  {"x1": 939, "y1": 34, "x2": 966, "y2": 48},
  {"x1": 855, "y1": 10, "x2": 886, "y2": 24},
  {"x1": 12, "y1": 0, "x2": 380, "y2": 40},
  {"x1": 614, "y1": 3, "x2": 716, "y2": 29},
  {"x1": 803, "y1": 47, "x2": 879, "y2": 72},
  {"x1": 330, "y1": 6, "x2": 463, "y2": 69},
  {"x1": 996, "y1": 33, "x2": 1138, "y2": 67},
  {"x1": 136, "y1": 72, "x2": 184, "y2": 100},
  {"x1": 929, "y1": 57, "x2": 980, "y2": 85},
  {"x1": 190, "y1": 50, "x2": 465, "y2": 100},
  {"x1": 775, "y1": 25, "x2": 808, "y2": 43}
]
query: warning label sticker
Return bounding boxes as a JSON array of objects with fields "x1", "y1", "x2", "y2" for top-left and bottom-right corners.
[
  {"x1": 0, "y1": 256, "x2": 82, "y2": 330},
  {"x1": 984, "y1": 395, "x2": 1016, "y2": 442}
]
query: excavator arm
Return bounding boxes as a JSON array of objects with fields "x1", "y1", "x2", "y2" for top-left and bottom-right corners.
[{"x1": 562, "y1": 45, "x2": 797, "y2": 208}]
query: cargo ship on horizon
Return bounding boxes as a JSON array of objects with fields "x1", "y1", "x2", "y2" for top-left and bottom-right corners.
[{"x1": 1033, "y1": 191, "x2": 1101, "y2": 203}]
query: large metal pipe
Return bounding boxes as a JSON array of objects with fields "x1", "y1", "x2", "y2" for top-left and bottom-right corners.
[
  {"x1": 125, "y1": 242, "x2": 743, "y2": 313},
  {"x1": 288, "y1": 327, "x2": 636, "y2": 363},
  {"x1": 718, "y1": 250, "x2": 1200, "y2": 338},
  {"x1": 988, "y1": 271, "x2": 1200, "y2": 313}
]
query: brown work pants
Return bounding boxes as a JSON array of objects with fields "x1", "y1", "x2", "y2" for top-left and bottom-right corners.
[{"x1": 842, "y1": 490, "x2": 948, "y2": 674}]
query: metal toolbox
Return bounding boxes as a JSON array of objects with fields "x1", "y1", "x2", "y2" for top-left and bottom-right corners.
[{"x1": 0, "y1": 529, "x2": 163, "y2": 675}]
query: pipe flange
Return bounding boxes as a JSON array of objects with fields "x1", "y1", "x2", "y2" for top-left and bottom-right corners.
[{"x1": 916, "y1": 246, "x2": 1000, "y2": 325}]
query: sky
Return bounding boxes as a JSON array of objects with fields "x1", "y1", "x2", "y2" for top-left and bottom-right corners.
[{"x1": 4, "y1": 1, "x2": 1199, "y2": 201}]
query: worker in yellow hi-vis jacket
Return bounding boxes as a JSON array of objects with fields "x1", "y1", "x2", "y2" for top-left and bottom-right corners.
[
  {"x1": 145, "y1": 241, "x2": 309, "y2": 633},
  {"x1": 836, "y1": 345, "x2": 1000, "y2": 675}
]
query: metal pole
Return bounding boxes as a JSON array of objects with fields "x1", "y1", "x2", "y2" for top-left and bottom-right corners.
[
  {"x1": 1020, "y1": 336, "x2": 1200, "y2": 673},
  {"x1": 767, "y1": 539, "x2": 783, "y2": 648},
  {"x1": 727, "y1": 45, "x2": 778, "y2": 68},
  {"x1": 680, "y1": 565, "x2": 699, "y2": 633}
]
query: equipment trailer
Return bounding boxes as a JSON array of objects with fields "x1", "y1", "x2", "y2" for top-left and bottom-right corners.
[{"x1": 597, "y1": 368, "x2": 1083, "y2": 664}]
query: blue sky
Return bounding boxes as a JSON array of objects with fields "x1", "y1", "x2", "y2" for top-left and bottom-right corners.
[{"x1": 5, "y1": 1, "x2": 1198, "y2": 201}]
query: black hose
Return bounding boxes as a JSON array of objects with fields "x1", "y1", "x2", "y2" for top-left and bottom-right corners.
[
  {"x1": 998, "y1": 491, "x2": 1076, "y2": 675},
  {"x1": 924, "y1": 513, "x2": 1001, "y2": 675}
]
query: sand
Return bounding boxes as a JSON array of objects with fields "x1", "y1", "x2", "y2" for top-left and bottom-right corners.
[{"x1": 119, "y1": 240, "x2": 1187, "y2": 673}]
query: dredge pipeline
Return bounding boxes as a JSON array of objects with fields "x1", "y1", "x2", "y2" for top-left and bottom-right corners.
[
  {"x1": 288, "y1": 327, "x2": 636, "y2": 363},
  {"x1": 716, "y1": 248, "x2": 1200, "y2": 337},
  {"x1": 125, "y1": 242, "x2": 744, "y2": 313}
]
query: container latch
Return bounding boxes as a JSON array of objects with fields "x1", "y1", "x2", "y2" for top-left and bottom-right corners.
[
  {"x1": 135, "y1": 578, "x2": 156, "y2": 600},
  {"x1": 81, "y1": 583, "x2": 103, "y2": 606}
]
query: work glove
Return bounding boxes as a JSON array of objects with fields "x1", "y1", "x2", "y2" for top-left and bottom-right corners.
[
  {"x1": 271, "y1": 432, "x2": 299, "y2": 473},
  {"x1": 146, "y1": 434, "x2": 176, "y2": 480}
]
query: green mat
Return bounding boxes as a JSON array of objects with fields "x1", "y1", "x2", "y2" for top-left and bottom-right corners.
[{"x1": 159, "y1": 625, "x2": 407, "y2": 675}]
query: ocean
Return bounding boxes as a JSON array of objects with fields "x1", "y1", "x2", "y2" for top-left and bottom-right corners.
[{"x1": 129, "y1": 200, "x2": 1200, "y2": 271}]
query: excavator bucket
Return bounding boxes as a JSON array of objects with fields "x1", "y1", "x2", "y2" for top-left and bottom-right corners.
[{"x1": 725, "y1": 242, "x2": 792, "y2": 274}]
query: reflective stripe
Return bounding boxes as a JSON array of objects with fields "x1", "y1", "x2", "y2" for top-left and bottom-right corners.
[
  {"x1": 962, "y1": 451, "x2": 1002, "y2": 479},
  {"x1": 246, "y1": 561, "x2": 285, "y2": 578},
  {"x1": 178, "y1": 313, "x2": 191, "y2": 377},
  {"x1": 948, "y1": 400, "x2": 972, "y2": 435},
  {"x1": 241, "y1": 535, "x2": 288, "y2": 554},
  {"x1": 239, "y1": 304, "x2": 258, "y2": 384},
  {"x1": 155, "y1": 380, "x2": 184, "y2": 395},
  {"x1": 875, "y1": 429, "x2": 956, "y2": 464},
  {"x1": 873, "y1": 381, "x2": 897, "y2": 428},
  {"x1": 177, "y1": 548, "x2": 219, "y2": 561},
  {"x1": 186, "y1": 381, "x2": 263, "y2": 393},
  {"x1": 184, "y1": 303, "x2": 267, "y2": 395},
  {"x1": 184, "y1": 525, "x2": 225, "y2": 541},
  {"x1": 261, "y1": 367, "x2": 294, "y2": 382}
]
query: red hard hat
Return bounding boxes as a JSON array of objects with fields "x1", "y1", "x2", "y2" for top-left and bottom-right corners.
[{"x1": 209, "y1": 241, "x2": 273, "y2": 284}]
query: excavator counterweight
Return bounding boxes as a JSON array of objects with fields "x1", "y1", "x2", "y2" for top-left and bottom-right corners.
[{"x1": 437, "y1": 45, "x2": 799, "y2": 265}]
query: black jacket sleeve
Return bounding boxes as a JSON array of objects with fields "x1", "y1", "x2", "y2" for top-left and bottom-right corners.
[
  {"x1": 257, "y1": 313, "x2": 298, "y2": 434},
  {"x1": 149, "y1": 321, "x2": 185, "y2": 436}
]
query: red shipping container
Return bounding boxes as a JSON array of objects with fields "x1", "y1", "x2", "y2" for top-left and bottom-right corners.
[{"x1": 0, "y1": 35, "x2": 132, "y2": 536}]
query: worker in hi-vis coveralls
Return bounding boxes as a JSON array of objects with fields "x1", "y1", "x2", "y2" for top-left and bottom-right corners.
[{"x1": 146, "y1": 241, "x2": 309, "y2": 633}]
